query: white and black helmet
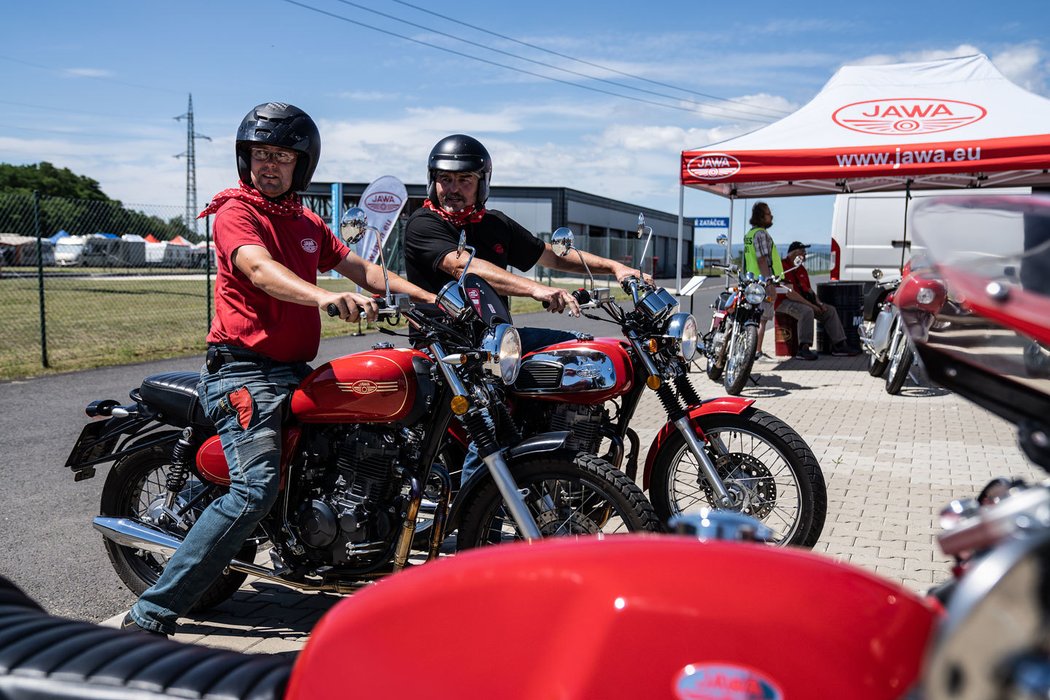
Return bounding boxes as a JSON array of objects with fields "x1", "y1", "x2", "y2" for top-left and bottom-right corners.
[
  {"x1": 236, "y1": 102, "x2": 320, "y2": 193},
  {"x1": 427, "y1": 134, "x2": 492, "y2": 207}
]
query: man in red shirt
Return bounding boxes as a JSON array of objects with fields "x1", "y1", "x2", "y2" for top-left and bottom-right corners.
[
  {"x1": 779, "y1": 241, "x2": 858, "y2": 358},
  {"x1": 122, "y1": 102, "x2": 432, "y2": 636}
]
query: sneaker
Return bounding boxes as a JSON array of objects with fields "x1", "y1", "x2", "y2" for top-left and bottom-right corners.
[
  {"x1": 795, "y1": 346, "x2": 818, "y2": 361},
  {"x1": 831, "y1": 342, "x2": 860, "y2": 357},
  {"x1": 122, "y1": 612, "x2": 168, "y2": 637}
]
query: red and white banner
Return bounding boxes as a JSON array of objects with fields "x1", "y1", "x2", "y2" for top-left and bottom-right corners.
[{"x1": 355, "y1": 175, "x2": 408, "y2": 263}]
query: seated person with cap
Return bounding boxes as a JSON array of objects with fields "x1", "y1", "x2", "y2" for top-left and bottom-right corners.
[{"x1": 778, "y1": 241, "x2": 859, "y2": 359}]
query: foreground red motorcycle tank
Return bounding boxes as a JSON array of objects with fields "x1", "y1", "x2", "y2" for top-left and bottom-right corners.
[
  {"x1": 290, "y1": 347, "x2": 428, "y2": 423},
  {"x1": 512, "y1": 337, "x2": 634, "y2": 404},
  {"x1": 288, "y1": 536, "x2": 938, "y2": 700}
]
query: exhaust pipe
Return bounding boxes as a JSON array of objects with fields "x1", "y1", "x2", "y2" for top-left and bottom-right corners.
[{"x1": 92, "y1": 517, "x2": 369, "y2": 594}]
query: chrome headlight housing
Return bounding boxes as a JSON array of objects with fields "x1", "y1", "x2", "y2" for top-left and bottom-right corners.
[
  {"x1": 666, "y1": 313, "x2": 699, "y2": 361},
  {"x1": 744, "y1": 282, "x2": 766, "y2": 306},
  {"x1": 480, "y1": 323, "x2": 522, "y2": 384}
]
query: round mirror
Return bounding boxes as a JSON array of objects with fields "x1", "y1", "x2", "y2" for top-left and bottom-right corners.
[
  {"x1": 550, "y1": 227, "x2": 574, "y2": 257},
  {"x1": 340, "y1": 207, "x2": 368, "y2": 244},
  {"x1": 716, "y1": 234, "x2": 729, "y2": 247},
  {"x1": 872, "y1": 268, "x2": 884, "y2": 280}
]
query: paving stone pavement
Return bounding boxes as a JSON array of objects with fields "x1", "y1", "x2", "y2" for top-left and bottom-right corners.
[{"x1": 102, "y1": 335, "x2": 1046, "y2": 656}]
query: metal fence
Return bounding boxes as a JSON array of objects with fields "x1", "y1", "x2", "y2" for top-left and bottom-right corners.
[{"x1": 0, "y1": 192, "x2": 225, "y2": 379}]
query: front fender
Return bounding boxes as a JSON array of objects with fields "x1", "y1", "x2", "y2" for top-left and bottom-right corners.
[
  {"x1": 446, "y1": 431, "x2": 571, "y2": 531},
  {"x1": 641, "y1": 398, "x2": 754, "y2": 490}
]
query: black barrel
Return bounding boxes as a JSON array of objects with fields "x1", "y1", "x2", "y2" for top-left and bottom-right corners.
[{"x1": 815, "y1": 281, "x2": 870, "y2": 352}]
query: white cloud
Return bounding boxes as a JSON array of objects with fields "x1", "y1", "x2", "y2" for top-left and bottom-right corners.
[
  {"x1": 990, "y1": 44, "x2": 1046, "y2": 93},
  {"x1": 853, "y1": 44, "x2": 984, "y2": 66},
  {"x1": 64, "y1": 67, "x2": 114, "y2": 78}
]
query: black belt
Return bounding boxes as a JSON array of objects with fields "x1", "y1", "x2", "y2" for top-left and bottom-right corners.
[{"x1": 206, "y1": 343, "x2": 274, "y2": 373}]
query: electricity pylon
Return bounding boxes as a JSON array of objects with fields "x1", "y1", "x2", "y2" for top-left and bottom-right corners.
[{"x1": 175, "y1": 94, "x2": 211, "y2": 237}]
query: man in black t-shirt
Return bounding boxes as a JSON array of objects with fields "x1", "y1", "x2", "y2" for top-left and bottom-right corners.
[{"x1": 405, "y1": 134, "x2": 649, "y2": 323}]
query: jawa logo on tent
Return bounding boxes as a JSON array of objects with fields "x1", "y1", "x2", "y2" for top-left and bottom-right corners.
[
  {"x1": 686, "y1": 153, "x2": 741, "y2": 180},
  {"x1": 833, "y1": 98, "x2": 986, "y2": 135},
  {"x1": 364, "y1": 191, "x2": 403, "y2": 213}
]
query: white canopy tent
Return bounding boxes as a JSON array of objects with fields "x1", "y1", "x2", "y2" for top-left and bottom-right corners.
[{"x1": 676, "y1": 54, "x2": 1050, "y2": 289}]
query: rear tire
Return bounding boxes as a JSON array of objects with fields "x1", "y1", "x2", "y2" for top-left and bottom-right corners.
[
  {"x1": 867, "y1": 350, "x2": 889, "y2": 377},
  {"x1": 649, "y1": 408, "x2": 826, "y2": 547},
  {"x1": 456, "y1": 451, "x2": 661, "y2": 548},
  {"x1": 100, "y1": 447, "x2": 255, "y2": 612}
]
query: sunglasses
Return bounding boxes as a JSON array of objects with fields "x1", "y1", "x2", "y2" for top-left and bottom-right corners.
[{"x1": 250, "y1": 148, "x2": 297, "y2": 164}]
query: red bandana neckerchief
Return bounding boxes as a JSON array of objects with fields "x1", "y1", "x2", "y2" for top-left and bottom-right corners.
[
  {"x1": 198, "y1": 182, "x2": 304, "y2": 219},
  {"x1": 422, "y1": 198, "x2": 486, "y2": 228}
]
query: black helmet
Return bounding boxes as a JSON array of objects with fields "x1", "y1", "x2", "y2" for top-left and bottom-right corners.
[
  {"x1": 427, "y1": 134, "x2": 492, "y2": 207},
  {"x1": 236, "y1": 102, "x2": 320, "y2": 193}
]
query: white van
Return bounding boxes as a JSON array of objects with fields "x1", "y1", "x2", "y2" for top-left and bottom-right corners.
[{"x1": 829, "y1": 187, "x2": 1031, "y2": 281}]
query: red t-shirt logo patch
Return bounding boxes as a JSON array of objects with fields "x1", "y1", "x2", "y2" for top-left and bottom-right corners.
[
  {"x1": 492, "y1": 243, "x2": 505, "y2": 255},
  {"x1": 300, "y1": 238, "x2": 318, "y2": 253}
]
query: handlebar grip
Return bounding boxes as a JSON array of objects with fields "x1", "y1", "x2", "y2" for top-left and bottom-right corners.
[
  {"x1": 542, "y1": 301, "x2": 550, "y2": 309},
  {"x1": 572, "y1": 288, "x2": 592, "y2": 305},
  {"x1": 326, "y1": 303, "x2": 340, "y2": 317}
]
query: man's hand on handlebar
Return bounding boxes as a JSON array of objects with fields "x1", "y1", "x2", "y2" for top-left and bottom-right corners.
[
  {"x1": 535, "y1": 285, "x2": 581, "y2": 316},
  {"x1": 613, "y1": 264, "x2": 653, "y2": 286},
  {"x1": 321, "y1": 292, "x2": 378, "y2": 322}
]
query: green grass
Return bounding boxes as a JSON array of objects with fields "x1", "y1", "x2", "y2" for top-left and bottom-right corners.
[{"x1": 0, "y1": 273, "x2": 567, "y2": 380}]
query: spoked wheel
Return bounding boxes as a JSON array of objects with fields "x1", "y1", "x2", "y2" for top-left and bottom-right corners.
[
  {"x1": 100, "y1": 446, "x2": 256, "y2": 611},
  {"x1": 456, "y1": 451, "x2": 661, "y2": 549},
  {"x1": 649, "y1": 408, "x2": 826, "y2": 547},
  {"x1": 723, "y1": 324, "x2": 758, "y2": 395}
]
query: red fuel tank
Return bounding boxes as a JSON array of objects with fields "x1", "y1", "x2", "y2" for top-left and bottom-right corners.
[
  {"x1": 512, "y1": 337, "x2": 633, "y2": 404},
  {"x1": 291, "y1": 348, "x2": 428, "y2": 423}
]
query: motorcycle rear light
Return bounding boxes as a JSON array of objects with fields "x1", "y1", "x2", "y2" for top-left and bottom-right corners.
[{"x1": 85, "y1": 399, "x2": 120, "y2": 417}]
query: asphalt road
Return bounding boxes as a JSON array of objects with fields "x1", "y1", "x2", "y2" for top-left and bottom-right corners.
[{"x1": 0, "y1": 278, "x2": 725, "y2": 622}]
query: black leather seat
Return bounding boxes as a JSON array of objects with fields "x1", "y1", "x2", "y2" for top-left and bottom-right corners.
[
  {"x1": 0, "y1": 577, "x2": 291, "y2": 700},
  {"x1": 139, "y1": 372, "x2": 211, "y2": 430}
]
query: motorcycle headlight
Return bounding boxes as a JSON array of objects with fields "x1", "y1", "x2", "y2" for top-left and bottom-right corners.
[
  {"x1": 480, "y1": 324, "x2": 521, "y2": 384},
  {"x1": 665, "y1": 313, "x2": 698, "y2": 361},
  {"x1": 744, "y1": 282, "x2": 766, "y2": 305}
]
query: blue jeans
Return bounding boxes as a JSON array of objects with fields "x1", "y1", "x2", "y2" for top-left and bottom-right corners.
[
  {"x1": 460, "y1": 327, "x2": 580, "y2": 483},
  {"x1": 129, "y1": 357, "x2": 308, "y2": 634}
]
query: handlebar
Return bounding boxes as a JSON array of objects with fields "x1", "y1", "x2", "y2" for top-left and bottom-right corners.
[
  {"x1": 325, "y1": 296, "x2": 400, "y2": 320},
  {"x1": 541, "y1": 288, "x2": 598, "y2": 311}
]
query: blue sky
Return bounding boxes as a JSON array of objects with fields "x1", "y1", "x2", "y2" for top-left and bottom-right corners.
[{"x1": 2, "y1": 1, "x2": 1047, "y2": 246}]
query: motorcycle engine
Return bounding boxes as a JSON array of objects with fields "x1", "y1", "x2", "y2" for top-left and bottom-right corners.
[
  {"x1": 549, "y1": 403, "x2": 605, "y2": 455},
  {"x1": 295, "y1": 426, "x2": 402, "y2": 564}
]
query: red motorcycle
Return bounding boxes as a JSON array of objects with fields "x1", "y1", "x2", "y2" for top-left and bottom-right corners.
[
  {"x1": 503, "y1": 222, "x2": 826, "y2": 547},
  {"x1": 62, "y1": 209, "x2": 658, "y2": 609}
]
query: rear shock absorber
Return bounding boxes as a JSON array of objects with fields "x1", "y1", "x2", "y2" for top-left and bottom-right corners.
[{"x1": 164, "y1": 427, "x2": 195, "y2": 510}]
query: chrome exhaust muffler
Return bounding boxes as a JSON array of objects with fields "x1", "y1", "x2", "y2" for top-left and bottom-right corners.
[{"x1": 92, "y1": 517, "x2": 370, "y2": 594}]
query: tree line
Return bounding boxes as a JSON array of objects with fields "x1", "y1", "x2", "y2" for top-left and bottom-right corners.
[{"x1": 0, "y1": 162, "x2": 196, "y2": 242}]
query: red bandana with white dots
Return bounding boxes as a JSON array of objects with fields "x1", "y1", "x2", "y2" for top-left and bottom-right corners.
[{"x1": 198, "y1": 182, "x2": 303, "y2": 220}]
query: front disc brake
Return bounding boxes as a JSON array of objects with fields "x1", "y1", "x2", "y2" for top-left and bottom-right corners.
[{"x1": 702, "y1": 452, "x2": 777, "y2": 519}]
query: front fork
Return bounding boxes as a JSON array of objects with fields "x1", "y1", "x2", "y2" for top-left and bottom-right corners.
[
  {"x1": 633, "y1": 338, "x2": 734, "y2": 508},
  {"x1": 431, "y1": 341, "x2": 543, "y2": 541}
]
